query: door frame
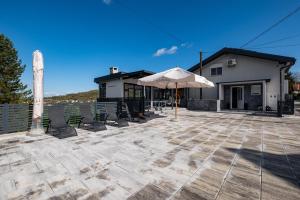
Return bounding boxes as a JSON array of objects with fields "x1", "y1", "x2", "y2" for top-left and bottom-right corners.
[{"x1": 230, "y1": 86, "x2": 244, "y2": 110}]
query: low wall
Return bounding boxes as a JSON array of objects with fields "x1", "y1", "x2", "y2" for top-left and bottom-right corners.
[{"x1": 187, "y1": 99, "x2": 217, "y2": 111}]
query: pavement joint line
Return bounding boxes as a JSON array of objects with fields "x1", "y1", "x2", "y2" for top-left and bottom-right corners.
[
  {"x1": 1, "y1": 110, "x2": 299, "y2": 199},
  {"x1": 277, "y1": 123, "x2": 300, "y2": 186},
  {"x1": 166, "y1": 118, "x2": 244, "y2": 200},
  {"x1": 129, "y1": 118, "x2": 227, "y2": 199},
  {"x1": 259, "y1": 121, "x2": 264, "y2": 200},
  {"x1": 214, "y1": 120, "x2": 248, "y2": 200},
  {"x1": 179, "y1": 114, "x2": 300, "y2": 124},
  {"x1": 46, "y1": 179, "x2": 55, "y2": 194}
]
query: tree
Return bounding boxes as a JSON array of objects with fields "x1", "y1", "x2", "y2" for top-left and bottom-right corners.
[
  {"x1": 0, "y1": 34, "x2": 31, "y2": 104},
  {"x1": 286, "y1": 71, "x2": 298, "y2": 94}
]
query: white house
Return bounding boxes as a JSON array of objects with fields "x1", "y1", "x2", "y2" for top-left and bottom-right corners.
[
  {"x1": 188, "y1": 48, "x2": 296, "y2": 111},
  {"x1": 94, "y1": 48, "x2": 296, "y2": 113},
  {"x1": 94, "y1": 67, "x2": 154, "y2": 116}
]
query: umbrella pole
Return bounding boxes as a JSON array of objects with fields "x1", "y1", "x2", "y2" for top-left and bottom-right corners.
[{"x1": 175, "y1": 82, "x2": 178, "y2": 119}]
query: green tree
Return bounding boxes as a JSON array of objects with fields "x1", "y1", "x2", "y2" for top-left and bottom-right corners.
[
  {"x1": 0, "y1": 34, "x2": 31, "y2": 103},
  {"x1": 286, "y1": 71, "x2": 297, "y2": 94}
]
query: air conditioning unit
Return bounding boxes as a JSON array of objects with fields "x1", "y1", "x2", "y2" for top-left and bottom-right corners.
[{"x1": 227, "y1": 59, "x2": 237, "y2": 67}]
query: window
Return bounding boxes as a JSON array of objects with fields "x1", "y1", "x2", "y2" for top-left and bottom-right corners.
[
  {"x1": 135, "y1": 88, "x2": 143, "y2": 97},
  {"x1": 251, "y1": 85, "x2": 261, "y2": 95},
  {"x1": 124, "y1": 83, "x2": 144, "y2": 99},
  {"x1": 211, "y1": 67, "x2": 222, "y2": 76},
  {"x1": 99, "y1": 83, "x2": 106, "y2": 98},
  {"x1": 145, "y1": 86, "x2": 151, "y2": 100}
]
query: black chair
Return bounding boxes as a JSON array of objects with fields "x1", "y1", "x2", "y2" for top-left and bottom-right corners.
[
  {"x1": 47, "y1": 105, "x2": 78, "y2": 139},
  {"x1": 78, "y1": 104, "x2": 107, "y2": 131},
  {"x1": 105, "y1": 102, "x2": 129, "y2": 127}
]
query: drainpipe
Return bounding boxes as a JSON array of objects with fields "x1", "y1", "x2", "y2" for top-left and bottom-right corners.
[
  {"x1": 278, "y1": 63, "x2": 290, "y2": 117},
  {"x1": 199, "y1": 50, "x2": 203, "y2": 99}
]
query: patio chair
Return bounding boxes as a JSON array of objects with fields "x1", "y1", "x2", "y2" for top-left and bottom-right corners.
[
  {"x1": 105, "y1": 102, "x2": 129, "y2": 127},
  {"x1": 166, "y1": 96, "x2": 174, "y2": 107},
  {"x1": 122, "y1": 102, "x2": 142, "y2": 122},
  {"x1": 96, "y1": 102, "x2": 110, "y2": 123},
  {"x1": 78, "y1": 104, "x2": 107, "y2": 131},
  {"x1": 46, "y1": 105, "x2": 78, "y2": 139}
]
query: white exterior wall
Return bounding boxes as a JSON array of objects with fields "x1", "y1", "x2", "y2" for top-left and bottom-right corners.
[
  {"x1": 123, "y1": 78, "x2": 138, "y2": 84},
  {"x1": 284, "y1": 79, "x2": 289, "y2": 96},
  {"x1": 189, "y1": 54, "x2": 286, "y2": 110},
  {"x1": 105, "y1": 79, "x2": 124, "y2": 98}
]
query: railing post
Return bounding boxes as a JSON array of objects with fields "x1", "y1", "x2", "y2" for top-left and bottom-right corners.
[
  {"x1": 28, "y1": 104, "x2": 33, "y2": 130},
  {"x1": 3, "y1": 104, "x2": 9, "y2": 133},
  {"x1": 217, "y1": 100, "x2": 221, "y2": 112},
  {"x1": 277, "y1": 101, "x2": 282, "y2": 117}
]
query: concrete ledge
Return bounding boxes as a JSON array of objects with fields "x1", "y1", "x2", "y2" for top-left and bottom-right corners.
[{"x1": 187, "y1": 99, "x2": 217, "y2": 111}]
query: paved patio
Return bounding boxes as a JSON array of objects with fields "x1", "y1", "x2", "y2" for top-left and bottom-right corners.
[{"x1": 0, "y1": 109, "x2": 299, "y2": 200}]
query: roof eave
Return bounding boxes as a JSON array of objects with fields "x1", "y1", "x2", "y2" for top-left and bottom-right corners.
[
  {"x1": 187, "y1": 47, "x2": 296, "y2": 72},
  {"x1": 94, "y1": 70, "x2": 154, "y2": 84}
]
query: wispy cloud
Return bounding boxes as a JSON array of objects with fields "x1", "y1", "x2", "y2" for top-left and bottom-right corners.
[
  {"x1": 181, "y1": 42, "x2": 193, "y2": 48},
  {"x1": 153, "y1": 46, "x2": 178, "y2": 57},
  {"x1": 102, "y1": 0, "x2": 112, "y2": 5},
  {"x1": 153, "y1": 42, "x2": 193, "y2": 57}
]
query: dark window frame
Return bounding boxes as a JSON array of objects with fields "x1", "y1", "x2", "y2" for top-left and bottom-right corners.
[
  {"x1": 99, "y1": 83, "x2": 106, "y2": 98},
  {"x1": 210, "y1": 67, "x2": 222, "y2": 76},
  {"x1": 123, "y1": 83, "x2": 144, "y2": 99}
]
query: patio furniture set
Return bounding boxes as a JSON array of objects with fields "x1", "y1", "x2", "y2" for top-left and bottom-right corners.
[{"x1": 46, "y1": 102, "x2": 140, "y2": 139}]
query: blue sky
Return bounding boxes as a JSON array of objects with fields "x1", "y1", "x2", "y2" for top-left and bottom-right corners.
[{"x1": 1, "y1": 0, "x2": 300, "y2": 95}]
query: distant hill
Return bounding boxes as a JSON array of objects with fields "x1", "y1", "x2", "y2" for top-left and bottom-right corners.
[{"x1": 45, "y1": 90, "x2": 98, "y2": 104}]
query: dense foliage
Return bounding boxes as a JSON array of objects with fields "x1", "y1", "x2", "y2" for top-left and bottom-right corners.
[{"x1": 0, "y1": 34, "x2": 31, "y2": 103}]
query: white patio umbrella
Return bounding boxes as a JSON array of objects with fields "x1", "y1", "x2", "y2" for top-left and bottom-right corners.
[
  {"x1": 30, "y1": 50, "x2": 44, "y2": 135},
  {"x1": 138, "y1": 67, "x2": 214, "y2": 119}
]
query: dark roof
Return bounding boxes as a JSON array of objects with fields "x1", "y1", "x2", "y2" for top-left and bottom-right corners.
[
  {"x1": 188, "y1": 47, "x2": 296, "y2": 72},
  {"x1": 94, "y1": 70, "x2": 154, "y2": 83}
]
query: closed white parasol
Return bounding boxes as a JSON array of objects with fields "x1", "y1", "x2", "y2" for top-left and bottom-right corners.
[
  {"x1": 138, "y1": 67, "x2": 214, "y2": 119},
  {"x1": 30, "y1": 50, "x2": 44, "y2": 135}
]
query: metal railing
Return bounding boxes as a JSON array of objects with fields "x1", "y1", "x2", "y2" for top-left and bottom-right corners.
[
  {"x1": 278, "y1": 100, "x2": 294, "y2": 115},
  {"x1": 144, "y1": 100, "x2": 168, "y2": 112},
  {"x1": 0, "y1": 103, "x2": 98, "y2": 134},
  {"x1": 0, "y1": 104, "x2": 32, "y2": 134},
  {"x1": 0, "y1": 100, "x2": 171, "y2": 134}
]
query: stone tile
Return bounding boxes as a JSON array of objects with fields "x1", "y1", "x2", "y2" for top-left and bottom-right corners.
[
  {"x1": 262, "y1": 161, "x2": 294, "y2": 179},
  {"x1": 0, "y1": 110, "x2": 299, "y2": 200},
  {"x1": 210, "y1": 156, "x2": 232, "y2": 173},
  {"x1": 219, "y1": 181, "x2": 259, "y2": 200},
  {"x1": 226, "y1": 168, "x2": 260, "y2": 198},
  {"x1": 262, "y1": 180, "x2": 300, "y2": 200},
  {"x1": 196, "y1": 168, "x2": 225, "y2": 189},
  {"x1": 6, "y1": 181, "x2": 53, "y2": 200},
  {"x1": 173, "y1": 184, "x2": 215, "y2": 200},
  {"x1": 127, "y1": 184, "x2": 170, "y2": 200},
  {"x1": 213, "y1": 148, "x2": 235, "y2": 161},
  {"x1": 233, "y1": 155, "x2": 260, "y2": 175},
  {"x1": 262, "y1": 171, "x2": 300, "y2": 195}
]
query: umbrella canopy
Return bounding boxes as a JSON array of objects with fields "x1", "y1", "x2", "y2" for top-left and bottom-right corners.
[
  {"x1": 31, "y1": 50, "x2": 44, "y2": 134},
  {"x1": 137, "y1": 67, "x2": 214, "y2": 89},
  {"x1": 137, "y1": 67, "x2": 214, "y2": 119}
]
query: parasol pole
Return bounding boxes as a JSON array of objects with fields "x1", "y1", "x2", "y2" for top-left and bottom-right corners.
[
  {"x1": 175, "y1": 82, "x2": 178, "y2": 119},
  {"x1": 29, "y1": 50, "x2": 44, "y2": 135}
]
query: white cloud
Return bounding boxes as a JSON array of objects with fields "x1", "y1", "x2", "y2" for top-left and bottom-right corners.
[
  {"x1": 153, "y1": 46, "x2": 178, "y2": 57},
  {"x1": 181, "y1": 42, "x2": 193, "y2": 48},
  {"x1": 181, "y1": 43, "x2": 187, "y2": 47},
  {"x1": 102, "y1": 0, "x2": 112, "y2": 5}
]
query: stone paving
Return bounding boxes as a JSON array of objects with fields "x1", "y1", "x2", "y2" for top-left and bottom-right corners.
[{"x1": 0, "y1": 109, "x2": 299, "y2": 200}]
